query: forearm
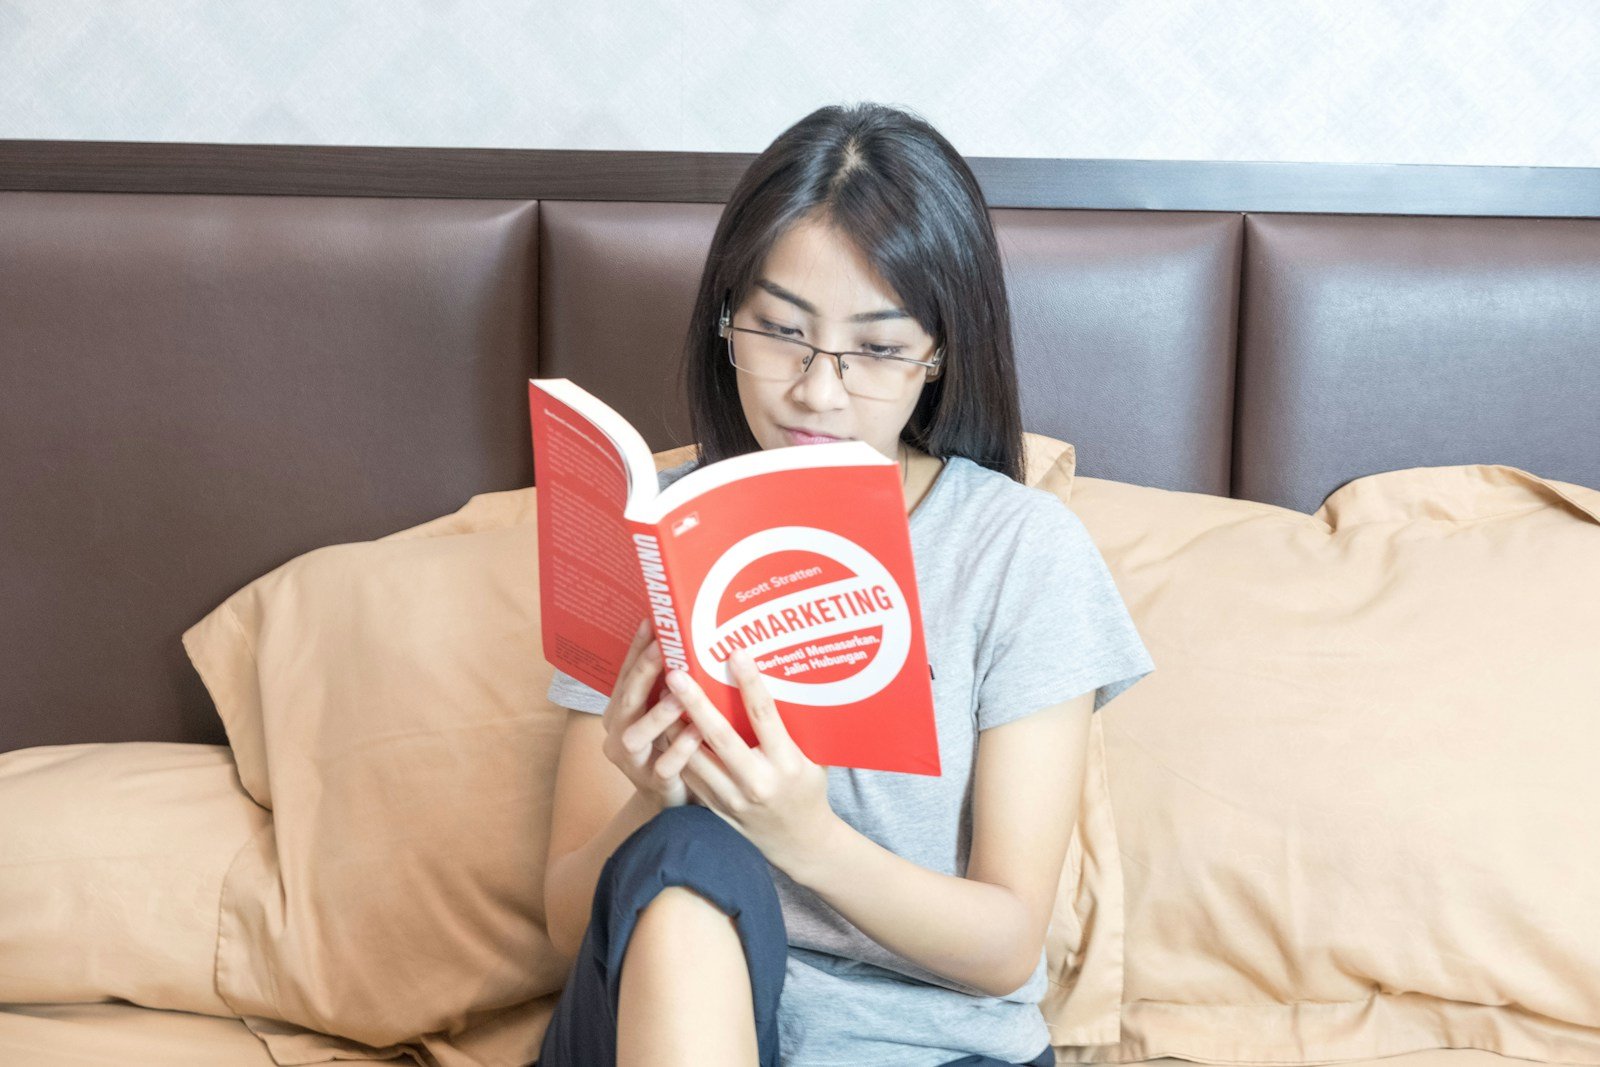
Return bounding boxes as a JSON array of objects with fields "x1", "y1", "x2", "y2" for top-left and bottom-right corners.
[
  {"x1": 786, "y1": 817, "x2": 1038, "y2": 998},
  {"x1": 543, "y1": 789, "x2": 664, "y2": 960}
]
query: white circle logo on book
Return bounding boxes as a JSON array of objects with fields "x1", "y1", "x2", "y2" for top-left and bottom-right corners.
[{"x1": 691, "y1": 526, "x2": 912, "y2": 706}]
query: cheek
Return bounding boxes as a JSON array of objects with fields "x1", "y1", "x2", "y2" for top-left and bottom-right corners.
[
  {"x1": 734, "y1": 378, "x2": 773, "y2": 440},
  {"x1": 895, "y1": 391, "x2": 923, "y2": 425}
]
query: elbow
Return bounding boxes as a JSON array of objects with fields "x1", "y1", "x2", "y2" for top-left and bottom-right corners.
[
  {"x1": 547, "y1": 922, "x2": 582, "y2": 965},
  {"x1": 542, "y1": 856, "x2": 584, "y2": 963},
  {"x1": 544, "y1": 897, "x2": 580, "y2": 963},
  {"x1": 973, "y1": 898, "x2": 1045, "y2": 998},
  {"x1": 976, "y1": 952, "x2": 1040, "y2": 1000}
]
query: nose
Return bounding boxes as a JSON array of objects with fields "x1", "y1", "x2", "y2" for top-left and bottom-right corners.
[{"x1": 790, "y1": 349, "x2": 852, "y2": 410}]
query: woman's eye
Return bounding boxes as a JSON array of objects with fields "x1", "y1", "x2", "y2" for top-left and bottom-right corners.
[
  {"x1": 758, "y1": 319, "x2": 802, "y2": 337},
  {"x1": 860, "y1": 344, "x2": 904, "y2": 357}
]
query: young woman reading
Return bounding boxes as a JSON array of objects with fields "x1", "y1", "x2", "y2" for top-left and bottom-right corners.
[{"x1": 534, "y1": 102, "x2": 1155, "y2": 1067}]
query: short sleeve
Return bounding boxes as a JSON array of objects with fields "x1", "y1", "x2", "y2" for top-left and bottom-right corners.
[
  {"x1": 545, "y1": 667, "x2": 609, "y2": 714},
  {"x1": 974, "y1": 497, "x2": 1155, "y2": 730}
]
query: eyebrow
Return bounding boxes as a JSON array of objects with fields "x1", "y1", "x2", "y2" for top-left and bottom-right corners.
[{"x1": 754, "y1": 278, "x2": 911, "y2": 323}]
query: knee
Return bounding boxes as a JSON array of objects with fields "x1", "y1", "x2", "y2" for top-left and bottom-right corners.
[
  {"x1": 610, "y1": 803, "x2": 770, "y2": 891},
  {"x1": 635, "y1": 884, "x2": 734, "y2": 931},
  {"x1": 596, "y1": 803, "x2": 783, "y2": 943},
  {"x1": 624, "y1": 887, "x2": 748, "y2": 989},
  {"x1": 596, "y1": 805, "x2": 787, "y2": 1026}
]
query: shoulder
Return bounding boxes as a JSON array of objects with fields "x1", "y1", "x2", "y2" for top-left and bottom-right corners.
[
  {"x1": 942, "y1": 455, "x2": 1082, "y2": 543},
  {"x1": 656, "y1": 457, "x2": 700, "y2": 491}
]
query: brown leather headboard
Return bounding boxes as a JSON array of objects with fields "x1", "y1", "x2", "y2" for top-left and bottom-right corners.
[{"x1": 2, "y1": 144, "x2": 1597, "y2": 754}]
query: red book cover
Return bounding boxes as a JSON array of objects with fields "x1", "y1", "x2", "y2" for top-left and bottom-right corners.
[{"x1": 529, "y1": 378, "x2": 940, "y2": 776}]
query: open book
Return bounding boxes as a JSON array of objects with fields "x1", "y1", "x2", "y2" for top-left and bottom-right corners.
[{"x1": 529, "y1": 378, "x2": 940, "y2": 776}]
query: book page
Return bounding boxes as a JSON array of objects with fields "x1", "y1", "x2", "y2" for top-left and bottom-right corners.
[{"x1": 530, "y1": 391, "x2": 649, "y2": 695}]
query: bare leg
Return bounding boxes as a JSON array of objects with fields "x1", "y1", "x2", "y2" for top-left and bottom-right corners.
[{"x1": 616, "y1": 885, "x2": 760, "y2": 1067}]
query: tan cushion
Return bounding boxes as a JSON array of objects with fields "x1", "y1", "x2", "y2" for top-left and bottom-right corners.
[
  {"x1": 1020, "y1": 435, "x2": 1128, "y2": 1047},
  {"x1": 0, "y1": 743, "x2": 269, "y2": 1017},
  {"x1": 0, "y1": 1002, "x2": 1543, "y2": 1067},
  {"x1": 184, "y1": 483, "x2": 566, "y2": 1061},
  {"x1": 0, "y1": 1003, "x2": 281, "y2": 1067},
  {"x1": 1042, "y1": 691, "x2": 1125, "y2": 1047},
  {"x1": 1025, "y1": 432, "x2": 1076, "y2": 500},
  {"x1": 181, "y1": 434, "x2": 1086, "y2": 1063},
  {"x1": 1056, "y1": 465, "x2": 1600, "y2": 1062}
]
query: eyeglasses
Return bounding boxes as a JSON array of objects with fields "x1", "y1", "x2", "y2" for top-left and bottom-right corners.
[{"x1": 718, "y1": 297, "x2": 944, "y2": 401}]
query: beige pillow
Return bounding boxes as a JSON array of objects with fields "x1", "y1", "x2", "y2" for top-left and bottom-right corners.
[
  {"x1": 180, "y1": 434, "x2": 1092, "y2": 1064},
  {"x1": 0, "y1": 1002, "x2": 282, "y2": 1067},
  {"x1": 0, "y1": 743, "x2": 269, "y2": 1017},
  {"x1": 1016, "y1": 433, "x2": 1130, "y2": 1047},
  {"x1": 1053, "y1": 465, "x2": 1600, "y2": 1063},
  {"x1": 1024, "y1": 431, "x2": 1076, "y2": 500},
  {"x1": 185, "y1": 479, "x2": 569, "y2": 1063}
]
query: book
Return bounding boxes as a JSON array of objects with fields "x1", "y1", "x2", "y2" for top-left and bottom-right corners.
[{"x1": 528, "y1": 378, "x2": 940, "y2": 776}]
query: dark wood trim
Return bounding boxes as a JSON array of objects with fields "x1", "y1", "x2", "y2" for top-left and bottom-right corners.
[
  {"x1": 0, "y1": 141, "x2": 758, "y2": 202},
  {"x1": 2, "y1": 139, "x2": 1598, "y2": 217},
  {"x1": 973, "y1": 156, "x2": 1600, "y2": 217}
]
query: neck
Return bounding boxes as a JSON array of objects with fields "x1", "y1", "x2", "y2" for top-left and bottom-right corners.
[{"x1": 901, "y1": 443, "x2": 944, "y2": 518}]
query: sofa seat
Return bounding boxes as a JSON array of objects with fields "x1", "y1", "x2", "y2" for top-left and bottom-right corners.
[{"x1": 1, "y1": 1001, "x2": 1586, "y2": 1067}]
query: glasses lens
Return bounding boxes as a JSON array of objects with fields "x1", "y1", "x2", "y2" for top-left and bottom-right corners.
[
  {"x1": 731, "y1": 330, "x2": 924, "y2": 400},
  {"x1": 840, "y1": 351, "x2": 923, "y2": 400},
  {"x1": 730, "y1": 330, "x2": 811, "y2": 381}
]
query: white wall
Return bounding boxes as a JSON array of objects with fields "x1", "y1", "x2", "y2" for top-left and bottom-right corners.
[{"x1": 3, "y1": 0, "x2": 1596, "y2": 166}]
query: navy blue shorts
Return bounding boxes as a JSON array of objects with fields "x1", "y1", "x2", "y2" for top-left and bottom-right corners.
[{"x1": 533, "y1": 803, "x2": 1054, "y2": 1067}]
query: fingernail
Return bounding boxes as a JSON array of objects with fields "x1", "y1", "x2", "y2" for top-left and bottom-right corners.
[{"x1": 665, "y1": 669, "x2": 687, "y2": 691}]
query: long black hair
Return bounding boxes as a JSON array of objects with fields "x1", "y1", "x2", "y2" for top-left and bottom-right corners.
[{"x1": 680, "y1": 102, "x2": 1025, "y2": 483}]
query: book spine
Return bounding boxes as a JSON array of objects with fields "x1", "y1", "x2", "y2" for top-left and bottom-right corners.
[{"x1": 625, "y1": 516, "x2": 691, "y2": 676}]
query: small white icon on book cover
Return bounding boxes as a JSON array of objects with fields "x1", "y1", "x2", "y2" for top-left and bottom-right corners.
[{"x1": 672, "y1": 513, "x2": 700, "y2": 536}]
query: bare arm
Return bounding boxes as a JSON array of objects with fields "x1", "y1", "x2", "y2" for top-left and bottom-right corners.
[
  {"x1": 543, "y1": 711, "x2": 664, "y2": 960},
  {"x1": 541, "y1": 621, "x2": 712, "y2": 961},
  {"x1": 764, "y1": 691, "x2": 1094, "y2": 997}
]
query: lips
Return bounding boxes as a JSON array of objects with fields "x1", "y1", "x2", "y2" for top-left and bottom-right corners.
[{"x1": 783, "y1": 426, "x2": 848, "y2": 445}]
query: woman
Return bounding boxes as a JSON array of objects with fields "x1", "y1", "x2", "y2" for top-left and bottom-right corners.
[{"x1": 535, "y1": 102, "x2": 1155, "y2": 1067}]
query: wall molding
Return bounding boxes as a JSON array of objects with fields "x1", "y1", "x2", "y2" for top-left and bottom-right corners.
[{"x1": 2, "y1": 139, "x2": 1597, "y2": 216}]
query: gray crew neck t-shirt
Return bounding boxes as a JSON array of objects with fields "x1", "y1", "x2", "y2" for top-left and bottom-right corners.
[{"x1": 546, "y1": 454, "x2": 1155, "y2": 1067}]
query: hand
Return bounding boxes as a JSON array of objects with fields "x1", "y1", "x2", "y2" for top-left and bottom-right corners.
[
  {"x1": 599, "y1": 618, "x2": 706, "y2": 810},
  {"x1": 657, "y1": 648, "x2": 840, "y2": 877}
]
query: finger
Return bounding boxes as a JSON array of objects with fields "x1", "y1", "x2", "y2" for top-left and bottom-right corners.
[
  {"x1": 681, "y1": 742, "x2": 741, "y2": 806},
  {"x1": 613, "y1": 618, "x2": 654, "y2": 681},
  {"x1": 603, "y1": 620, "x2": 653, "y2": 714},
  {"x1": 621, "y1": 692, "x2": 690, "y2": 754},
  {"x1": 653, "y1": 721, "x2": 703, "y2": 780},
  {"x1": 657, "y1": 715, "x2": 698, "y2": 756},
  {"x1": 661, "y1": 719, "x2": 722, "y2": 796},
  {"x1": 664, "y1": 668, "x2": 760, "y2": 783},
  {"x1": 628, "y1": 616, "x2": 652, "y2": 650},
  {"x1": 656, "y1": 700, "x2": 732, "y2": 799},
  {"x1": 613, "y1": 628, "x2": 664, "y2": 721},
  {"x1": 679, "y1": 752, "x2": 742, "y2": 817},
  {"x1": 726, "y1": 649, "x2": 802, "y2": 763}
]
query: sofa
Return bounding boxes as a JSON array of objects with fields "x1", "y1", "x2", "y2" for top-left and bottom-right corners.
[{"x1": 1, "y1": 140, "x2": 1598, "y2": 1067}]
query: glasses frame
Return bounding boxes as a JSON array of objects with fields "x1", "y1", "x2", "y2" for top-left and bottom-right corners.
[{"x1": 717, "y1": 297, "x2": 944, "y2": 396}]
